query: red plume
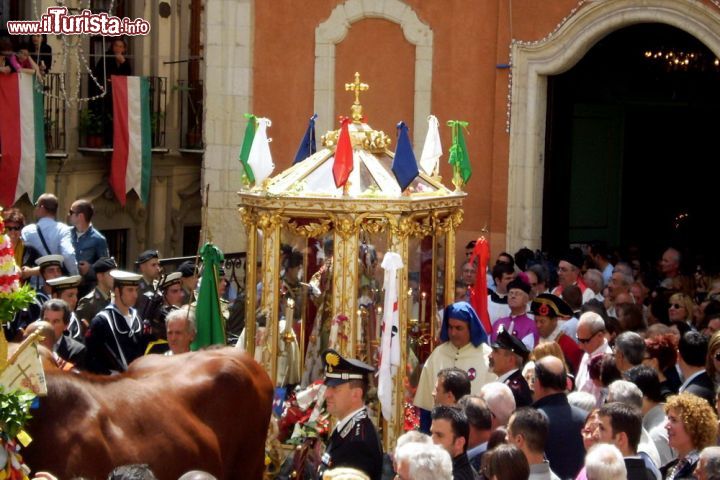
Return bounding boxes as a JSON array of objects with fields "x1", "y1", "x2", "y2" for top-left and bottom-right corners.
[{"x1": 468, "y1": 236, "x2": 491, "y2": 334}]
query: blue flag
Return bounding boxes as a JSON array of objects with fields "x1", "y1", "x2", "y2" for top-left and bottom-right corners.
[
  {"x1": 392, "y1": 121, "x2": 419, "y2": 191},
  {"x1": 293, "y1": 113, "x2": 317, "y2": 164}
]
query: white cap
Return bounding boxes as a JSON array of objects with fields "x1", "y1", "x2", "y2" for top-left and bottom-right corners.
[
  {"x1": 46, "y1": 275, "x2": 82, "y2": 291},
  {"x1": 36, "y1": 254, "x2": 64, "y2": 268},
  {"x1": 160, "y1": 272, "x2": 182, "y2": 290},
  {"x1": 109, "y1": 270, "x2": 143, "y2": 286}
]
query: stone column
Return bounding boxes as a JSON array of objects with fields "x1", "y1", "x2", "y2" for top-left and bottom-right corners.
[{"x1": 202, "y1": 0, "x2": 253, "y2": 253}]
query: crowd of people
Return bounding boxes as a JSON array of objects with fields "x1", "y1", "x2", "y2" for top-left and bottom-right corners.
[
  {"x1": 318, "y1": 242, "x2": 720, "y2": 480},
  {"x1": 2, "y1": 192, "x2": 239, "y2": 375}
]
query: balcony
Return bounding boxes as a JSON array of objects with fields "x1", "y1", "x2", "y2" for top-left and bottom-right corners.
[
  {"x1": 41, "y1": 73, "x2": 66, "y2": 153},
  {"x1": 78, "y1": 75, "x2": 167, "y2": 151},
  {"x1": 177, "y1": 79, "x2": 204, "y2": 152}
]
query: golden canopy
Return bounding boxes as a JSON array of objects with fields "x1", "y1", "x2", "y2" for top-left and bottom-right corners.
[{"x1": 238, "y1": 73, "x2": 465, "y2": 447}]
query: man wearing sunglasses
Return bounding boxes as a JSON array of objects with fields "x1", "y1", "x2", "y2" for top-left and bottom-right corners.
[
  {"x1": 574, "y1": 311, "x2": 612, "y2": 404},
  {"x1": 22, "y1": 193, "x2": 78, "y2": 276}
]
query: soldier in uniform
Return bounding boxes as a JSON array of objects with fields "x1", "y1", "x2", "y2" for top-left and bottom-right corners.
[
  {"x1": 144, "y1": 271, "x2": 184, "y2": 355},
  {"x1": 489, "y1": 330, "x2": 533, "y2": 408},
  {"x1": 319, "y1": 349, "x2": 383, "y2": 480},
  {"x1": 46, "y1": 274, "x2": 83, "y2": 342},
  {"x1": 85, "y1": 270, "x2": 149, "y2": 374},
  {"x1": 76, "y1": 257, "x2": 117, "y2": 335},
  {"x1": 178, "y1": 261, "x2": 198, "y2": 306},
  {"x1": 134, "y1": 249, "x2": 162, "y2": 313}
]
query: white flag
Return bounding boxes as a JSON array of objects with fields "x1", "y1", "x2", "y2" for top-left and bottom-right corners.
[
  {"x1": 419, "y1": 115, "x2": 442, "y2": 176},
  {"x1": 378, "y1": 252, "x2": 403, "y2": 421},
  {"x1": 247, "y1": 117, "x2": 275, "y2": 184}
]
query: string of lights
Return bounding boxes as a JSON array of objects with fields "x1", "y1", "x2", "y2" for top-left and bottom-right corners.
[
  {"x1": 503, "y1": 0, "x2": 720, "y2": 133},
  {"x1": 31, "y1": 0, "x2": 114, "y2": 104}
]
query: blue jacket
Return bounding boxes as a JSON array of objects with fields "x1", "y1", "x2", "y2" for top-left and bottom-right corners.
[{"x1": 71, "y1": 225, "x2": 109, "y2": 265}]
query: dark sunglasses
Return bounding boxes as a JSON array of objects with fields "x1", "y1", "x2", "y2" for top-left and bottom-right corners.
[
  {"x1": 669, "y1": 303, "x2": 683, "y2": 309},
  {"x1": 4, "y1": 226, "x2": 21, "y2": 231},
  {"x1": 68, "y1": 210, "x2": 78, "y2": 215},
  {"x1": 577, "y1": 332, "x2": 598, "y2": 344}
]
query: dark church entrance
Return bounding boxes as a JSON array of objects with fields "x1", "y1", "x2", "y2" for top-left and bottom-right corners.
[{"x1": 543, "y1": 23, "x2": 720, "y2": 271}]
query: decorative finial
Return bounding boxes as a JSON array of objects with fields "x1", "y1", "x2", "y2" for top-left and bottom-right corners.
[{"x1": 345, "y1": 72, "x2": 369, "y2": 124}]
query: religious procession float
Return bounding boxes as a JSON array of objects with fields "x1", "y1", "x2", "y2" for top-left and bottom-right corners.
[{"x1": 236, "y1": 74, "x2": 475, "y2": 475}]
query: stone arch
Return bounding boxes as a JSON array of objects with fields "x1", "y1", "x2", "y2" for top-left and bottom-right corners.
[
  {"x1": 314, "y1": 0, "x2": 433, "y2": 148},
  {"x1": 507, "y1": 0, "x2": 720, "y2": 253}
]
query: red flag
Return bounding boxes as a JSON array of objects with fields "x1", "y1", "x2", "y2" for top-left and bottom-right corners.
[
  {"x1": 468, "y1": 237, "x2": 491, "y2": 334},
  {"x1": 332, "y1": 117, "x2": 353, "y2": 188}
]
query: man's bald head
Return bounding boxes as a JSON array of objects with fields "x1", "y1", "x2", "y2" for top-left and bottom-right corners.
[
  {"x1": 178, "y1": 471, "x2": 218, "y2": 480},
  {"x1": 535, "y1": 355, "x2": 567, "y2": 393}
]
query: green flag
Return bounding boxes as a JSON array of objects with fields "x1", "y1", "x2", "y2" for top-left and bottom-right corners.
[
  {"x1": 191, "y1": 242, "x2": 226, "y2": 350},
  {"x1": 447, "y1": 120, "x2": 471, "y2": 186},
  {"x1": 239, "y1": 113, "x2": 257, "y2": 183}
]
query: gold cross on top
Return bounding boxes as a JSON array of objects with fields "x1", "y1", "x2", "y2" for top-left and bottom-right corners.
[{"x1": 345, "y1": 72, "x2": 369, "y2": 123}]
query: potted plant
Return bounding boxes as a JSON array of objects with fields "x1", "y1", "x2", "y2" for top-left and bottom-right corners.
[{"x1": 78, "y1": 108, "x2": 104, "y2": 148}]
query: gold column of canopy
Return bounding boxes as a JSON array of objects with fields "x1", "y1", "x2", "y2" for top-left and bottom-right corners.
[{"x1": 238, "y1": 72, "x2": 467, "y2": 450}]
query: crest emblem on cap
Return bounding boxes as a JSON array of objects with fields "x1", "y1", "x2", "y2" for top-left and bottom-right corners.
[
  {"x1": 538, "y1": 304, "x2": 550, "y2": 316},
  {"x1": 326, "y1": 351, "x2": 340, "y2": 372}
]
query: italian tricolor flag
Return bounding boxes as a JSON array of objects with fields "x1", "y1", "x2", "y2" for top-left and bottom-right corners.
[
  {"x1": 110, "y1": 75, "x2": 151, "y2": 206},
  {"x1": 0, "y1": 73, "x2": 46, "y2": 207}
]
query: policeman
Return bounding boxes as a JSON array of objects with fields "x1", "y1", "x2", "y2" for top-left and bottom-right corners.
[
  {"x1": 76, "y1": 257, "x2": 117, "y2": 334},
  {"x1": 490, "y1": 330, "x2": 533, "y2": 408},
  {"x1": 319, "y1": 349, "x2": 383, "y2": 480},
  {"x1": 85, "y1": 270, "x2": 148, "y2": 374},
  {"x1": 46, "y1": 274, "x2": 83, "y2": 341}
]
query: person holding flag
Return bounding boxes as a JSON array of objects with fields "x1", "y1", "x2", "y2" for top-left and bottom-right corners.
[{"x1": 414, "y1": 302, "x2": 496, "y2": 433}]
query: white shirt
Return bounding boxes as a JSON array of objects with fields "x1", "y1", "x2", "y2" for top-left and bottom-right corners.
[
  {"x1": 334, "y1": 406, "x2": 366, "y2": 434},
  {"x1": 497, "y1": 368, "x2": 519, "y2": 383},
  {"x1": 575, "y1": 340, "x2": 612, "y2": 404},
  {"x1": 679, "y1": 369, "x2": 706, "y2": 393},
  {"x1": 22, "y1": 217, "x2": 78, "y2": 275}
]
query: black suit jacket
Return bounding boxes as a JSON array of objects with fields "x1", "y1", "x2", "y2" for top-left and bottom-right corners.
[
  {"x1": 534, "y1": 392, "x2": 586, "y2": 480},
  {"x1": 320, "y1": 408, "x2": 383, "y2": 480},
  {"x1": 683, "y1": 371, "x2": 715, "y2": 407},
  {"x1": 504, "y1": 369, "x2": 533, "y2": 408},
  {"x1": 56, "y1": 334, "x2": 87, "y2": 368}
]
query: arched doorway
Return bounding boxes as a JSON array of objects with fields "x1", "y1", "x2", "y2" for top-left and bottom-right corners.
[
  {"x1": 507, "y1": 0, "x2": 720, "y2": 260},
  {"x1": 543, "y1": 23, "x2": 720, "y2": 268}
]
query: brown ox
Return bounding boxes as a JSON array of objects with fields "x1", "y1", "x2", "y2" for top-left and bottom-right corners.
[{"x1": 23, "y1": 347, "x2": 273, "y2": 480}]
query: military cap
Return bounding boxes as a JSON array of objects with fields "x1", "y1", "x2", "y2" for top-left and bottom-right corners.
[
  {"x1": 322, "y1": 349, "x2": 374, "y2": 387},
  {"x1": 178, "y1": 261, "x2": 197, "y2": 278},
  {"x1": 92, "y1": 257, "x2": 118, "y2": 273},
  {"x1": 507, "y1": 277, "x2": 531, "y2": 295},
  {"x1": 531, "y1": 293, "x2": 573, "y2": 318},
  {"x1": 46, "y1": 275, "x2": 82, "y2": 292},
  {"x1": 491, "y1": 330, "x2": 530, "y2": 361},
  {"x1": 110, "y1": 270, "x2": 143, "y2": 286},
  {"x1": 36, "y1": 254, "x2": 64, "y2": 269},
  {"x1": 135, "y1": 249, "x2": 160, "y2": 266},
  {"x1": 160, "y1": 271, "x2": 183, "y2": 290},
  {"x1": 559, "y1": 250, "x2": 584, "y2": 270}
]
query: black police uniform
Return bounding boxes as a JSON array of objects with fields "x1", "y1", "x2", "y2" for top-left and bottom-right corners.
[
  {"x1": 318, "y1": 349, "x2": 383, "y2": 480},
  {"x1": 492, "y1": 330, "x2": 533, "y2": 408}
]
